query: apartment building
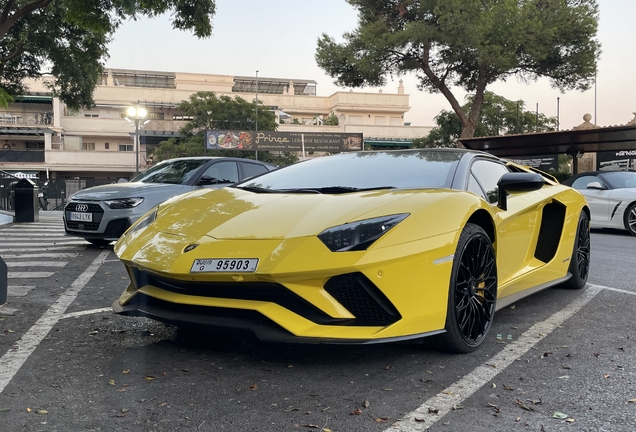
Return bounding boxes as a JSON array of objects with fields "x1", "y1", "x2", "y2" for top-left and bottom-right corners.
[{"x1": 0, "y1": 69, "x2": 432, "y2": 182}]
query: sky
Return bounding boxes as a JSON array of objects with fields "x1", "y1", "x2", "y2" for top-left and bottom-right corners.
[{"x1": 105, "y1": 0, "x2": 636, "y2": 131}]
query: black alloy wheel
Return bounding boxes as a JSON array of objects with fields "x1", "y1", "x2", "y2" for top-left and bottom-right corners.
[
  {"x1": 625, "y1": 203, "x2": 636, "y2": 236},
  {"x1": 561, "y1": 211, "x2": 591, "y2": 289},
  {"x1": 434, "y1": 223, "x2": 497, "y2": 353}
]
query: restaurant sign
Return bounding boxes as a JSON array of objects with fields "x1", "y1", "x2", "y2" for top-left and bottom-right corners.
[{"x1": 206, "y1": 130, "x2": 363, "y2": 152}]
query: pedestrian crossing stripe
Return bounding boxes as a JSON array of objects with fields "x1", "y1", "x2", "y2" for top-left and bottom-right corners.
[
  {"x1": 6, "y1": 261, "x2": 68, "y2": 268},
  {"x1": 1, "y1": 253, "x2": 79, "y2": 258},
  {"x1": 8, "y1": 271, "x2": 56, "y2": 278},
  {"x1": 0, "y1": 246, "x2": 86, "y2": 252},
  {"x1": 7, "y1": 286, "x2": 36, "y2": 297}
]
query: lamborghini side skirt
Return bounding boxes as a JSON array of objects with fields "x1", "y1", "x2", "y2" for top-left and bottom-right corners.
[{"x1": 495, "y1": 274, "x2": 571, "y2": 311}]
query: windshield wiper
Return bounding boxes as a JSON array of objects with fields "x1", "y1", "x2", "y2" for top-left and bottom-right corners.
[
  {"x1": 236, "y1": 185, "x2": 278, "y2": 193},
  {"x1": 279, "y1": 186, "x2": 396, "y2": 194},
  {"x1": 237, "y1": 185, "x2": 396, "y2": 194}
]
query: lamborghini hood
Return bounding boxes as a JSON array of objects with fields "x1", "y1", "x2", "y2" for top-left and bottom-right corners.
[{"x1": 152, "y1": 187, "x2": 446, "y2": 240}]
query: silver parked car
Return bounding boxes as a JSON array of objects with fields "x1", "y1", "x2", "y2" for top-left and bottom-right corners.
[
  {"x1": 63, "y1": 157, "x2": 277, "y2": 245},
  {"x1": 562, "y1": 170, "x2": 636, "y2": 236}
]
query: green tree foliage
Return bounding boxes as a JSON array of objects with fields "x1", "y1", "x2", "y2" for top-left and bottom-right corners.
[
  {"x1": 0, "y1": 87, "x2": 14, "y2": 108},
  {"x1": 153, "y1": 91, "x2": 298, "y2": 166},
  {"x1": 323, "y1": 111, "x2": 339, "y2": 126},
  {"x1": 412, "y1": 92, "x2": 558, "y2": 148},
  {"x1": 0, "y1": 0, "x2": 216, "y2": 110},
  {"x1": 316, "y1": 0, "x2": 600, "y2": 142}
]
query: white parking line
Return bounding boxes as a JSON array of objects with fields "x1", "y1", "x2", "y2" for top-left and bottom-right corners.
[
  {"x1": 0, "y1": 251, "x2": 110, "y2": 394},
  {"x1": 587, "y1": 283, "x2": 636, "y2": 296},
  {"x1": 385, "y1": 285, "x2": 604, "y2": 432},
  {"x1": 61, "y1": 307, "x2": 112, "y2": 319}
]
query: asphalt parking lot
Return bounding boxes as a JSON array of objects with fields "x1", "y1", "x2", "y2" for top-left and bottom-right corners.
[{"x1": 0, "y1": 212, "x2": 635, "y2": 431}]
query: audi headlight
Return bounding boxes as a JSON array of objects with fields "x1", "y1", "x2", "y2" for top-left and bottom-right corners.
[
  {"x1": 126, "y1": 207, "x2": 158, "y2": 236},
  {"x1": 318, "y1": 214, "x2": 409, "y2": 252},
  {"x1": 105, "y1": 197, "x2": 144, "y2": 209}
]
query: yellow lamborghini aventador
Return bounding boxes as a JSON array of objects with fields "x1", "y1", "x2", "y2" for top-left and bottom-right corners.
[{"x1": 113, "y1": 149, "x2": 590, "y2": 353}]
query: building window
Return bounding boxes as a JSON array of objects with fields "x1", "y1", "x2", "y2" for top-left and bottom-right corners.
[
  {"x1": 84, "y1": 113, "x2": 99, "y2": 118},
  {"x1": 105, "y1": 143, "x2": 110, "y2": 150},
  {"x1": 390, "y1": 117, "x2": 402, "y2": 126},
  {"x1": 149, "y1": 112, "x2": 164, "y2": 120},
  {"x1": 25, "y1": 141, "x2": 44, "y2": 149},
  {"x1": 81, "y1": 142, "x2": 96, "y2": 151},
  {"x1": 348, "y1": 115, "x2": 362, "y2": 125},
  {"x1": 119, "y1": 144, "x2": 134, "y2": 152},
  {"x1": 112, "y1": 72, "x2": 176, "y2": 88}
]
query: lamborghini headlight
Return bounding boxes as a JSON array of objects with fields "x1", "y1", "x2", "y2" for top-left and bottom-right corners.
[
  {"x1": 105, "y1": 197, "x2": 144, "y2": 209},
  {"x1": 318, "y1": 213, "x2": 409, "y2": 252},
  {"x1": 126, "y1": 207, "x2": 158, "y2": 236}
]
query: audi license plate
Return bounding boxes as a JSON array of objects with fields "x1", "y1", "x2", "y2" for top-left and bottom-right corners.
[
  {"x1": 191, "y1": 258, "x2": 259, "y2": 273},
  {"x1": 70, "y1": 212, "x2": 92, "y2": 222}
]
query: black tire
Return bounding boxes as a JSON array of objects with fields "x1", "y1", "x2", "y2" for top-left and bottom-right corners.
[
  {"x1": 86, "y1": 239, "x2": 112, "y2": 247},
  {"x1": 433, "y1": 223, "x2": 498, "y2": 353},
  {"x1": 561, "y1": 211, "x2": 590, "y2": 289},
  {"x1": 625, "y1": 203, "x2": 636, "y2": 236}
]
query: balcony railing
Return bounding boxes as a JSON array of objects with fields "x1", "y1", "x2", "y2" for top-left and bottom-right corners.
[
  {"x1": 0, "y1": 111, "x2": 54, "y2": 126},
  {"x1": 0, "y1": 148, "x2": 45, "y2": 163}
]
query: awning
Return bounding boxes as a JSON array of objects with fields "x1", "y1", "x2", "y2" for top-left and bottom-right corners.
[
  {"x1": 135, "y1": 130, "x2": 181, "y2": 137},
  {"x1": 0, "y1": 126, "x2": 54, "y2": 135},
  {"x1": 364, "y1": 138, "x2": 413, "y2": 148},
  {"x1": 233, "y1": 76, "x2": 318, "y2": 96},
  {"x1": 460, "y1": 124, "x2": 636, "y2": 174},
  {"x1": 14, "y1": 95, "x2": 53, "y2": 104},
  {"x1": 460, "y1": 124, "x2": 636, "y2": 157},
  {"x1": 1, "y1": 170, "x2": 39, "y2": 179}
]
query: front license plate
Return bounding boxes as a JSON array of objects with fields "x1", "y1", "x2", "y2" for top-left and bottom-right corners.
[
  {"x1": 191, "y1": 258, "x2": 259, "y2": 273},
  {"x1": 70, "y1": 212, "x2": 92, "y2": 222}
]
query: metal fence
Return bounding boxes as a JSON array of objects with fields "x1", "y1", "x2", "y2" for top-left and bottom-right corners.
[{"x1": 0, "y1": 171, "x2": 114, "y2": 212}]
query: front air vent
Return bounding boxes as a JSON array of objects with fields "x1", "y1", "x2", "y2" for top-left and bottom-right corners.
[
  {"x1": 324, "y1": 273, "x2": 401, "y2": 326},
  {"x1": 534, "y1": 201, "x2": 566, "y2": 263}
]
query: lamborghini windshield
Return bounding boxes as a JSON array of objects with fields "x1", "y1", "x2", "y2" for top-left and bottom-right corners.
[{"x1": 236, "y1": 150, "x2": 463, "y2": 193}]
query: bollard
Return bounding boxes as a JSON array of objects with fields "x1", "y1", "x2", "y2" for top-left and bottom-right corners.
[
  {"x1": 13, "y1": 178, "x2": 39, "y2": 223},
  {"x1": 0, "y1": 256, "x2": 7, "y2": 305}
]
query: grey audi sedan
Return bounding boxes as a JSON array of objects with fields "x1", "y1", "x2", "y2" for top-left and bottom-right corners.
[{"x1": 63, "y1": 156, "x2": 277, "y2": 245}]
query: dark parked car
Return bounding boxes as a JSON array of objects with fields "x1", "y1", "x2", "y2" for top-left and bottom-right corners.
[{"x1": 64, "y1": 157, "x2": 277, "y2": 245}]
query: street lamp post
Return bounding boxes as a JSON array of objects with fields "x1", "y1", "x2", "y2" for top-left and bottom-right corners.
[
  {"x1": 255, "y1": 70, "x2": 259, "y2": 161},
  {"x1": 127, "y1": 106, "x2": 147, "y2": 176}
]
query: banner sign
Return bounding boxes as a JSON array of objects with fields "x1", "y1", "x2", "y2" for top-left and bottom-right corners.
[
  {"x1": 206, "y1": 130, "x2": 363, "y2": 152},
  {"x1": 508, "y1": 155, "x2": 558, "y2": 172},
  {"x1": 596, "y1": 150, "x2": 636, "y2": 171}
]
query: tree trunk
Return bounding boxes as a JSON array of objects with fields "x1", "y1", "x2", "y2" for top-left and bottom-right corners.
[{"x1": 457, "y1": 70, "x2": 488, "y2": 148}]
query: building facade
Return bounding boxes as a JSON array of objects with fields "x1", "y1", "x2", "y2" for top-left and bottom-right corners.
[{"x1": 0, "y1": 69, "x2": 432, "y2": 182}]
